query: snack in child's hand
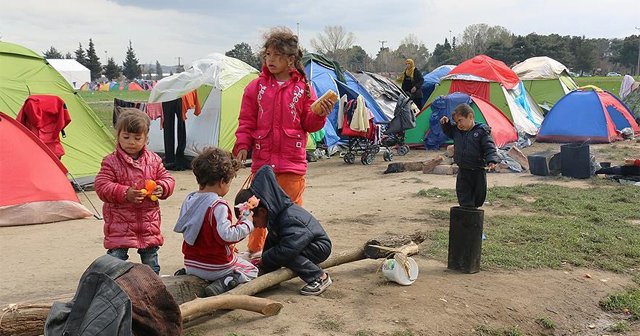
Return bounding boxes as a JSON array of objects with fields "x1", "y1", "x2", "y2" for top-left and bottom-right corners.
[
  {"x1": 140, "y1": 180, "x2": 159, "y2": 201},
  {"x1": 311, "y1": 89, "x2": 339, "y2": 115}
]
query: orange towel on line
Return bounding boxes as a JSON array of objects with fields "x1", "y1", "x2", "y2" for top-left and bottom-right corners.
[{"x1": 181, "y1": 90, "x2": 201, "y2": 120}]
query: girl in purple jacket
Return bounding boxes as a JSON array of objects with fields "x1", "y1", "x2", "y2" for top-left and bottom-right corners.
[{"x1": 95, "y1": 109, "x2": 175, "y2": 274}]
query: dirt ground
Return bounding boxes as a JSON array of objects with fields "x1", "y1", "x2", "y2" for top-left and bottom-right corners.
[{"x1": 1, "y1": 143, "x2": 638, "y2": 335}]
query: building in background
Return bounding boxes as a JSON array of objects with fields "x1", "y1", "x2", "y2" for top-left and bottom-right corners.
[{"x1": 47, "y1": 59, "x2": 90, "y2": 89}]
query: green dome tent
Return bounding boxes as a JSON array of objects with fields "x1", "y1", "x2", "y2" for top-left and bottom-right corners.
[
  {"x1": 512, "y1": 56, "x2": 578, "y2": 111},
  {"x1": 0, "y1": 41, "x2": 115, "y2": 178}
]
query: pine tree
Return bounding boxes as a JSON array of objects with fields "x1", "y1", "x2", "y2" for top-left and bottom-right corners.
[
  {"x1": 122, "y1": 40, "x2": 141, "y2": 80},
  {"x1": 103, "y1": 57, "x2": 121, "y2": 81},
  {"x1": 85, "y1": 38, "x2": 102, "y2": 81},
  {"x1": 155, "y1": 60, "x2": 163, "y2": 80},
  {"x1": 64, "y1": 52, "x2": 73, "y2": 59},
  {"x1": 75, "y1": 43, "x2": 88, "y2": 67},
  {"x1": 43, "y1": 46, "x2": 63, "y2": 59}
]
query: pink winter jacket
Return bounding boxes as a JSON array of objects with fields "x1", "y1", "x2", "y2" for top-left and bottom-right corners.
[
  {"x1": 233, "y1": 67, "x2": 326, "y2": 175},
  {"x1": 95, "y1": 145, "x2": 175, "y2": 249}
]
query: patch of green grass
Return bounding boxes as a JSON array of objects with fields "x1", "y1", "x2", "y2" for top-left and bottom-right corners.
[
  {"x1": 426, "y1": 184, "x2": 640, "y2": 273},
  {"x1": 419, "y1": 209, "x2": 449, "y2": 221},
  {"x1": 473, "y1": 325, "x2": 522, "y2": 336},
  {"x1": 575, "y1": 76, "x2": 623, "y2": 93},
  {"x1": 78, "y1": 91, "x2": 151, "y2": 135},
  {"x1": 633, "y1": 273, "x2": 640, "y2": 286},
  {"x1": 78, "y1": 90, "x2": 150, "y2": 103},
  {"x1": 597, "y1": 144, "x2": 638, "y2": 162},
  {"x1": 600, "y1": 289, "x2": 640, "y2": 320},
  {"x1": 535, "y1": 317, "x2": 555, "y2": 329},
  {"x1": 315, "y1": 315, "x2": 345, "y2": 332},
  {"x1": 416, "y1": 187, "x2": 456, "y2": 202},
  {"x1": 609, "y1": 320, "x2": 631, "y2": 332}
]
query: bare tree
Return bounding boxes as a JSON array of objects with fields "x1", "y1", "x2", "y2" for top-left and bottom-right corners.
[
  {"x1": 458, "y1": 23, "x2": 512, "y2": 59},
  {"x1": 394, "y1": 34, "x2": 431, "y2": 71},
  {"x1": 310, "y1": 25, "x2": 355, "y2": 58},
  {"x1": 399, "y1": 34, "x2": 421, "y2": 46}
]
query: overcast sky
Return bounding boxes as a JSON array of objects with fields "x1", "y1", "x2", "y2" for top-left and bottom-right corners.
[{"x1": 1, "y1": 0, "x2": 638, "y2": 67}]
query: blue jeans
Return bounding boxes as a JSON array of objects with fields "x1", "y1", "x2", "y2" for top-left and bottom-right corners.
[{"x1": 107, "y1": 247, "x2": 160, "y2": 274}]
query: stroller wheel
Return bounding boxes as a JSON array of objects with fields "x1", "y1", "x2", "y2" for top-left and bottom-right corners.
[
  {"x1": 372, "y1": 144, "x2": 381, "y2": 154},
  {"x1": 383, "y1": 151, "x2": 393, "y2": 161},
  {"x1": 397, "y1": 145, "x2": 410, "y2": 156},
  {"x1": 343, "y1": 152, "x2": 356, "y2": 164},
  {"x1": 361, "y1": 151, "x2": 375, "y2": 165}
]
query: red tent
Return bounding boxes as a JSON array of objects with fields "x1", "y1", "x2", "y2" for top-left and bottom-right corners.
[
  {"x1": 0, "y1": 111, "x2": 91, "y2": 226},
  {"x1": 449, "y1": 55, "x2": 520, "y2": 90},
  {"x1": 470, "y1": 95, "x2": 518, "y2": 147},
  {"x1": 127, "y1": 82, "x2": 144, "y2": 91}
]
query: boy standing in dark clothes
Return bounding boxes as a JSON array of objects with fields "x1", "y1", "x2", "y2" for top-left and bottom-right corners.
[
  {"x1": 440, "y1": 104, "x2": 500, "y2": 208},
  {"x1": 235, "y1": 165, "x2": 332, "y2": 296}
]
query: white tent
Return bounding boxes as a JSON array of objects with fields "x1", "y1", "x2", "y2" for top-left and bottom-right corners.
[
  {"x1": 148, "y1": 53, "x2": 259, "y2": 155},
  {"x1": 46, "y1": 59, "x2": 90, "y2": 89}
]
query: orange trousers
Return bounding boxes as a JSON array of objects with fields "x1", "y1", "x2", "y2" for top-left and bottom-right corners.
[{"x1": 247, "y1": 172, "x2": 305, "y2": 253}]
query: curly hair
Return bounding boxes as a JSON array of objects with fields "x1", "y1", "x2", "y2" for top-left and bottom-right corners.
[
  {"x1": 191, "y1": 147, "x2": 241, "y2": 188},
  {"x1": 261, "y1": 26, "x2": 311, "y2": 98},
  {"x1": 115, "y1": 108, "x2": 150, "y2": 135}
]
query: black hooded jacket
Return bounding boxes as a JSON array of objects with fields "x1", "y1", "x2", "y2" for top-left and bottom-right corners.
[
  {"x1": 442, "y1": 122, "x2": 500, "y2": 170},
  {"x1": 250, "y1": 165, "x2": 331, "y2": 268}
]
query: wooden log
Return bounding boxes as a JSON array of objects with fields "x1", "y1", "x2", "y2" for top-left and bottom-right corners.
[
  {"x1": 383, "y1": 161, "x2": 431, "y2": 174},
  {"x1": 0, "y1": 304, "x2": 52, "y2": 336},
  {"x1": 180, "y1": 295, "x2": 283, "y2": 324},
  {"x1": 227, "y1": 245, "x2": 365, "y2": 296},
  {"x1": 422, "y1": 156, "x2": 444, "y2": 174},
  {"x1": 0, "y1": 234, "x2": 423, "y2": 336}
]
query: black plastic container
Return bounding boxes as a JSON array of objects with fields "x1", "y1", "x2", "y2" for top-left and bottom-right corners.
[
  {"x1": 561, "y1": 143, "x2": 591, "y2": 179},
  {"x1": 448, "y1": 206, "x2": 483, "y2": 274},
  {"x1": 528, "y1": 152, "x2": 561, "y2": 176}
]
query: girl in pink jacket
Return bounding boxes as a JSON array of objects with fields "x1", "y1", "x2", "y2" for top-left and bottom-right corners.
[
  {"x1": 95, "y1": 108, "x2": 175, "y2": 274},
  {"x1": 233, "y1": 26, "x2": 333, "y2": 257}
]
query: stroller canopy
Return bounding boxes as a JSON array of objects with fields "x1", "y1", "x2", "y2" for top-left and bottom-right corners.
[{"x1": 384, "y1": 96, "x2": 416, "y2": 135}]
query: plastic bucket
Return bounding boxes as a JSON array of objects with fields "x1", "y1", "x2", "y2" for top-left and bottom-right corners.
[
  {"x1": 560, "y1": 143, "x2": 591, "y2": 179},
  {"x1": 381, "y1": 257, "x2": 419, "y2": 285}
]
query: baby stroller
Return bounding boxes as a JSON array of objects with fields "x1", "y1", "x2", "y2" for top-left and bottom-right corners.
[
  {"x1": 340, "y1": 99, "x2": 381, "y2": 165},
  {"x1": 379, "y1": 95, "x2": 416, "y2": 161}
]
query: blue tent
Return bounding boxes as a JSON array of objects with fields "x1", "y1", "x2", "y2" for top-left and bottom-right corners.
[
  {"x1": 537, "y1": 88, "x2": 639, "y2": 143},
  {"x1": 422, "y1": 92, "x2": 471, "y2": 149},
  {"x1": 304, "y1": 55, "x2": 389, "y2": 146},
  {"x1": 421, "y1": 65, "x2": 455, "y2": 102}
]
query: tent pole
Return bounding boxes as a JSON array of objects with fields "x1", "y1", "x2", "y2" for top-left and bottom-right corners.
[{"x1": 67, "y1": 172, "x2": 103, "y2": 220}]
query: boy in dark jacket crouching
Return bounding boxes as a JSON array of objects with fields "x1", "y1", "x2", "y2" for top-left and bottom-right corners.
[{"x1": 235, "y1": 165, "x2": 332, "y2": 295}]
